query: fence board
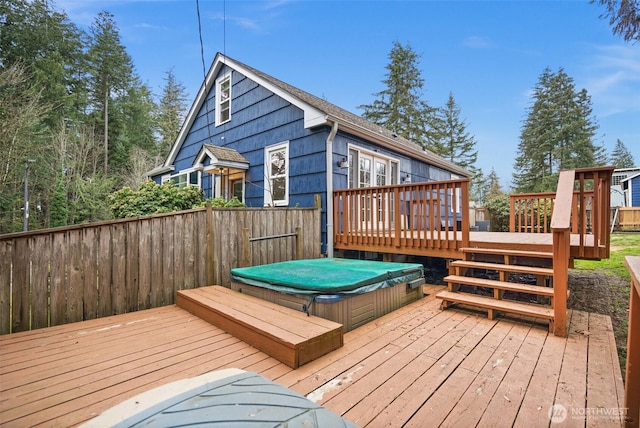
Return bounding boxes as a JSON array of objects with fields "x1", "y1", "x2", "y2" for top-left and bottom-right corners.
[
  {"x1": 162, "y1": 217, "x2": 175, "y2": 306},
  {"x1": 67, "y1": 229, "x2": 83, "y2": 324},
  {"x1": 138, "y1": 219, "x2": 151, "y2": 309},
  {"x1": 0, "y1": 240, "x2": 11, "y2": 334},
  {"x1": 174, "y1": 213, "x2": 185, "y2": 290},
  {"x1": 0, "y1": 207, "x2": 320, "y2": 333},
  {"x1": 31, "y1": 234, "x2": 50, "y2": 329},
  {"x1": 150, "y1": 217, "x2": 164, "y2": 308},
  {"x1": 97, "y1": 225, "x2": 112, "y2": 317},
  {"x1": 12, "y1": 238, "x2": 30, "y2": 332},
  {"x1": 111, "y1": 223, "x2": 127, "y2": 315},
  {"x1": 82, "y1": 227, "x2": 98, "y2": 320},
  {"x1": 50, "y1": 232, "x2": 67, "y2": 326},
  {"x1": 182, "y1": 214, "x2": 196, "y2": 290},
  {"x1": 125, "y1": 221, "x2": 139, "y2": 313}
]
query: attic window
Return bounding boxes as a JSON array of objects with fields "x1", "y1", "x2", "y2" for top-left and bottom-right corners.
[{"x1": 216, "y1": 73, "x2": 231, "y2": 126}]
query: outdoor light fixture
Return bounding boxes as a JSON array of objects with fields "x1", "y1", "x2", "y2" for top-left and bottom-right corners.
[
  {"x1": 402, "y1": 174, "x2": 411, "y2": 183},
  {"x1": 337, "y1": 157, "x2": 349, "y2": 168}
]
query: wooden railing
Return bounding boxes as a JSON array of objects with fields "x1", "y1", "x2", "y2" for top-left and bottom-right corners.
[
  {"x1": 334, "y1": 178, "x2": 470, "y2": 258},
  {"x1": 510, "y1": 190, "x2": 594, "y2": 234},
  {"x1": 511, "y1": 167, "x2": 613, "y2": 260},
  {"x1": 548, "y1": 166, "x2": 614, "y2": 336},
  {"x1": 550, "y1": 170, "x2": 574, "y2": 337},
  {"x1": 625, "y1": 255, "x2": 640, "y2": 428}
]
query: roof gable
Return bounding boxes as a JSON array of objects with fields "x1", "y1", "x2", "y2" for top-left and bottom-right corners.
[{"x1": 161, "y1": 53, "x2": 469, "y2": 178}]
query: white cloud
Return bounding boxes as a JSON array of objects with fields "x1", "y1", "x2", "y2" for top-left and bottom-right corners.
[
  {"x1": 580, "y1": 44, "x2": 640, "y2": 116},
  {"x1": 463, "y1": 36, "x2": 494, "y2": 49}
]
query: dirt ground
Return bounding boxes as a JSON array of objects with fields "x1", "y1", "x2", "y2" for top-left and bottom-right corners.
[{"x1": 567, "y1": 269, "x2": 630, "y2": 371}]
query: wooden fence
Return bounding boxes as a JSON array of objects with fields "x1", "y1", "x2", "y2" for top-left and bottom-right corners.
[
  {"x1": 0, "y1": 206, "x2": 321, "y2": 334},
  {"x1": 619, "y1": 207, "x2": 640, "y2": 229}
]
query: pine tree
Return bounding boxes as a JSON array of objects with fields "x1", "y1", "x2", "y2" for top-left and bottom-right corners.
[
  {"x1": 610, "y1": 139, "x2": 635, "y2": 168},
  {"x1": 156, "y1": 69, "x2": 188, "y2": 162},
  {"x1": 595, "y1": 0, "x2": 640, "y2": 42},
  {"x1": 513, "y1": 68, "x2": 603, "y2": 193},
  {"x1": 428, "y1": 92, "x2": 478, "y2": 174},
  {"x1": 359, "y1": 41, "x2": 434, "y2": 146},
  {"x1": 87, "y1": 11, "x2": 135, "y2": 175}
]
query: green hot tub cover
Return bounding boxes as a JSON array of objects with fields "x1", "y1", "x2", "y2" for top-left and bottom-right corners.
[{"x1": 231, "y1": 258, "x2": 424, "y2": 295}]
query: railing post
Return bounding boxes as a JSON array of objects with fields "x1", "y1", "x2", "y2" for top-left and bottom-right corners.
[
  {"x1": 550, "y1": 169, "x2": 575, "y2": 337},
  {"x1": 552, "y1": 229, "x2": 569, "y2": 337},
  {"x1": 509, "y1": 195, "x2": 516, "y2": 232},
  {"x1": 461, "y1": 179, "x2": 470, "y2": 248},
  {"x1": 625, "y1": 256, "x2": 640, "y2": 428}
]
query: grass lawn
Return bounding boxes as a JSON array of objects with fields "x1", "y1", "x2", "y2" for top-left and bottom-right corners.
[{"x1": 574, "y1": 232, "x2": 640, "y2": 281}]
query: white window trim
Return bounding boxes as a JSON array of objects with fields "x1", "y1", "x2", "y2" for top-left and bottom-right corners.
[
  {"x1": 161, "y1": 168, "x2": 202, "y2": 188},
  {"x1": 215, "y1": 72, "x2": 232, "y2": 126},
  {"x1": 347, "y1": 145, "x2": 400, "y2": 188},
  {"x1": 264, "y1": 141, "x2": 289, "y2": 207}
]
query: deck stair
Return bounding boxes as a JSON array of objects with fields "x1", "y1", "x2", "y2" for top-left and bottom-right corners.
[{"x1": 436, "y1": 247, "x2": 557, "y2": 329}]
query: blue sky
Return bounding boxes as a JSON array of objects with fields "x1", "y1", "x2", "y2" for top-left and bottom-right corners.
[{"x1": 57, "y1": 0, "x2": 639, "y2": 188}]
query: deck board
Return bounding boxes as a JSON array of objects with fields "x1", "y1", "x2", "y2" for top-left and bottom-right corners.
[{"x1": 0, "y1": 285, "x2": 624, "y2": 428}]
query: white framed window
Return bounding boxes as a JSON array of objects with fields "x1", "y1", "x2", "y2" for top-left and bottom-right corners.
[
  {"x1": 215, "y1": 72, "x2": 231, "y2": 126},
  {"x1": 348, "y1": 146, "x2": 399, "y2": 189},
  {"x1": 264, "y1": 141, "x2": 289, "y2": 206},
  {"x1": 162, "y1": 169, "x2": 201, "y2": 188}
]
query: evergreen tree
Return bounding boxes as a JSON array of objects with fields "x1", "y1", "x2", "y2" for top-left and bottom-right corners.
[
  {"x1": 428, "y1": 92, "x2": 478, "y2": 174},
  {"x1": 610, "y1": 139, "x2": 635, "y2": 168},
  {"x1": 595, "y1": 0, "x2": 640, "y2": 42},
  {"x1": 87, "y1": 10, "x2": 134, "y2": 174},
  {"x1": 156, "y1": 69, "x2": 188, "y2": 161},
  {"x1": 513, "y1": 67, "x2": 603, "y2": 193},
  {"x1": 359, "y1": 41, "x2": 435, "y2": 145}
]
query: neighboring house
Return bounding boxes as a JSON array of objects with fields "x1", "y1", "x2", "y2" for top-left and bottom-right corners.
[
  {"x1": 612, "y1": 167, "x2": 640, "y2": 207},
  {"x1": 149, "y1": 53, "x2": 470, "y2": 256},
  {"x1": 622, "y1": 172, "x2": 640, "y2": 207}
]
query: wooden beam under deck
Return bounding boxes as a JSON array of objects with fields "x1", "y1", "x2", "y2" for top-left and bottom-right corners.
[{"x1": 0, "y1": 285, "x2": 624, "y2": 427}]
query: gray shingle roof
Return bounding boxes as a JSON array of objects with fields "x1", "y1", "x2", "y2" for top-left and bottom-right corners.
[{"x1": 227, "y1": 55, "x2": 470, "y2": 178}]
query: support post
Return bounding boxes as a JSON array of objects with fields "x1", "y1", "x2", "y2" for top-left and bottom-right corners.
[
  {"x1": 241, "y1": 227, "x2": 251, "y2": 267},
  {"x1": 295, "y1": 227, "x2": 303, "y2": 260},
  {"x1": 552, "y1": 229, "x2": 569, "y2": 337},
  {"x1": 624, "y1": 256, "x2": 640, "y2": 428},
  {"x1": 206, "y1": 203, "x2": 215, "y2": 285}
]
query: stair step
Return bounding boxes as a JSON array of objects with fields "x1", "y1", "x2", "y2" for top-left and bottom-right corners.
[
  {"x1": 461, "y1": 247, "x2": 553, "y2": 259},
  {"x1": 436, "y1": 290, "x2": 554, "y2": 319},
  {"x1": 450, "y1": 260, "x2": 554, "y2": 276},
  {"x1": 444, "y1": 275, "x2": 555, "y2": 297}
]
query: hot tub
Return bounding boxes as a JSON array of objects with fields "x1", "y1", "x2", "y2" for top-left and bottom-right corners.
[{"x1": 230, "y1": 258, "x2": 425, "y2": 331}]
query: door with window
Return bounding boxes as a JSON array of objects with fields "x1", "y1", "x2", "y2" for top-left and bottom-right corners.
[{"x1": 350, "y1": 148, "x2": 398, "y2": 231}]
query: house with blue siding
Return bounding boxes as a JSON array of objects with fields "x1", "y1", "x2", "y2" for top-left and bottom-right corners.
[
  {"x1": 622, "y1": 172, "x2": 640, "y2": 207},
  {"x1": 149, "y1": 53, "x2": 470, "y2": 256}
]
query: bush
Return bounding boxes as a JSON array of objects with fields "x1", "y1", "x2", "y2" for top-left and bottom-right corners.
[
  {"x1": 108, "y1": 180, "x2": 205, "y2": 218},
  {"x1": 484, "y1": 192, "x2": 510, "y2": 232},
  {"x1": 202, "y1": 196, "x2": 246, "y2": 208}
]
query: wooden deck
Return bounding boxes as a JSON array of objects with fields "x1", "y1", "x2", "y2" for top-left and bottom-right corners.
[
  {"x1": 337, "y1": 230, "x2": 599, "y2": 260},
  {"x1": 0, "y1": 285, "x2": 625, "y2": 427}
]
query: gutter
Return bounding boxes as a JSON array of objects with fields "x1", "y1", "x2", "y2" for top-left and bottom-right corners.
[{"x1": 326, "y1": 121, "x2": 339, "y2": 258}]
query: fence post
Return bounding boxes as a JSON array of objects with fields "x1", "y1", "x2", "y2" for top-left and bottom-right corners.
[
  {"x1": 206, "y1": 203, "x2": 215, "y2": 285},
  {"x1": 241, "y1": 227, "x2": 251, "y2": 267},
  {"x1": 295, "y1": 227, "x2": 303, "y2": 260}
]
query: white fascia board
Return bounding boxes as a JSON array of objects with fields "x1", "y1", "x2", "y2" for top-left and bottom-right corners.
[
  {"x1": 221, "y1": 57, "x2": 328, "y2": 129},
  {"x1": 164, "y1": 57, "x2": 221, "y2": 168}
]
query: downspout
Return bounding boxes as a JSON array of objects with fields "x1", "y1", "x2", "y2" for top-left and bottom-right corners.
[{"x1": 326, "y1": 121, "x2": 339, "y2": 258}]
